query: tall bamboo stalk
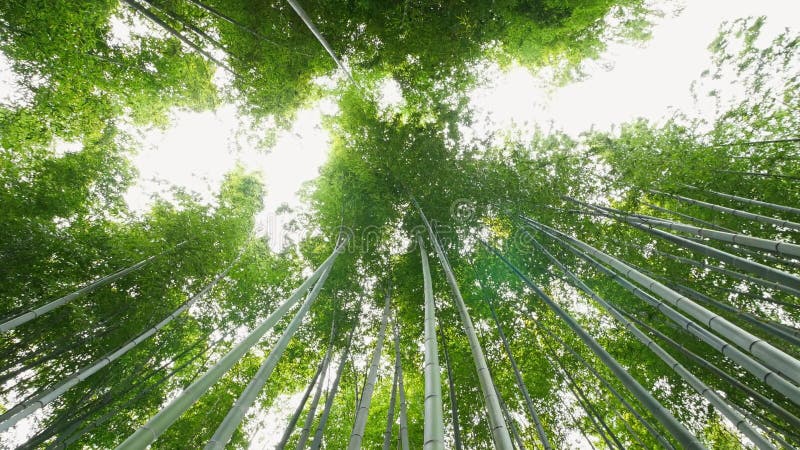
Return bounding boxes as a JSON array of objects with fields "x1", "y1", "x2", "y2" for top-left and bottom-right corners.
[
  {"x1": 622, "y1": 309, "x2": 800, "y2": 432},
  {"x1": 284, "y1": 0, "x2": 358, "y2": 85},
  {"x1": 396, "y1": 316, "x2": 410, "y2": 450},
  {"x1": 480, "y1": 283, "x2": 551, "y2": 450},
  {"x1": 418, "y1": 236, "x2": 446, "y2": 450},
  {"x1": 642, "y1": 201, "x2": 736, "y2": 233},
  {"x1": 204, "y1": 266, "x2": 334, "y2": 450},
  {"x1": 522, "y1": 216, "x2": 800, "y2": 387},
  {"x1": 650, "y1": 189, "x2": 800, "y2": 232},
  {"x1": 382, "y1": 344, "x2": 399, "y2": 450},
  {"x1": 115, "y1": 238, "x2": 347, "y2": 450},
  {"x1": 531, "y1": 221, "x2": 800, "y2": 405},
  {"x1": 0, "y1": 250, "x2": 242, "y2": 433},
  {"x1": 296, "y1": 347, "x2": 332, "y2": 449},
  {"x1": 122, "y1": 0, "x2": 235, "y2": 74},
  {"x1": 480, "y1": 237, "x2": 705, "y2": 450},
  {"x1": 681, "y1": 184, "x2": 800, "y2": 217},
  {"x1": 524, "y1": 231, "x2": 775, "y2": 449},
  {"x1": 348, "y1": 288, "x2": 392, "y2": 449},
  {"x1": 0, "y1": 241, "x2": 184, "y2": 332},
  {"x1": 536, "y1": 323, "x2": 673, "y2": 449},
  {"x1": 310, "y1": 325, "x2": 357, "y2": 450},
  {"x1": 276, "y1": 356, "x2": 327, "y2": 449},
  {"x1": 416, "y1": 201, "x2": 513, "y2": 449},
  {"x1": 439, "y1": 328, "x2": 463, "y2": 450}
]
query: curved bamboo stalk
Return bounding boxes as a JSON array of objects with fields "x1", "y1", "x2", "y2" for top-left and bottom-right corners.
[
  {"x1": 480, "y1": 237, "x2": 706, "y2": 450},
  {"x1": 276, "y1": 355, "x2": 327, "y2": 449},
  {"x1": 284, "y1": 0, "x2": 358, "y2": 86},
  {"x1": 531, "y1": 221, "x2": 800, "y2": 405},
  {"x1": 348, "y1": 288, "x2": 391, "y2": 449},
  {"x1": 0, "y1": 250, "x2": 241, "y2": 433},
  {"x1": 418, "y1": 236, "x2": 446, "y2": 450},
  {"x1": 681, "y1": 184, "x2": 800, "y2": 217},
  {"x1": 525, "y1": 231, "x2": 775, "y2": 449},
  {"x1": 523, "y1": 216, "x2": 800, "y2": 385},
  {"x1": 115, "y1": 238, "x2": 347, "y2": 450},
  {"x1": 296, "y1": 346, "x2": 332, "y2": 449},
  {"x1": 623, "y1": 310, "x2": 800, "y2": 432},
  {"x1": 536, "y1": 323, "x2": 673, "y2": 449},
  {"x1": 416, "y1": 201, "x2": 513, "y2": 449},
  {"x1": 204, "y1": 266, "x2": 334, "y2": 450},
  {"x1": 310, "y1": 326, "x2": 356, "y2": 450},
  {"x1": 649, "y1": 189, "x2": 800, "y2": 232},
  {"x1": 439, "y1": 328, "x2": 463, "y2": 450},
  {"x1": 122, "y1": 0, "x2": 235, "y2": 74},
  {"x1": 481, "y1": 285, "x2": 552, "y2": 450},
  {"x1": 0, "y1": 241, "x2": 184, "y2": 332},
  {"x1": 396, "y1": 317, "x2": 410, "y2": 450}
]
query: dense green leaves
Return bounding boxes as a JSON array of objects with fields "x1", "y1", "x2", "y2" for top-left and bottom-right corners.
[{"x1": 1, "y1": 2, "x2": 799, "y2": 449}]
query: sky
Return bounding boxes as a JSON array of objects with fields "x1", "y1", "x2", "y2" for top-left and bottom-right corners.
[
  {"x1": 108, "y1": 0, "x2": 800, "y2": 254},
  {"x1": 3, "y1": 0, "x2": 793, "y2": 249}
]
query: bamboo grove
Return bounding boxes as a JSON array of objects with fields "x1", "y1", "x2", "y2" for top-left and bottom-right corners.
[{"x1": 1, "y1": 0, "x2": 799, "y2": 449}]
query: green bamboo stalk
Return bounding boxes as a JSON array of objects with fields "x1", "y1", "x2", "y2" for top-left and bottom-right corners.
[
  {"x1": 396, "y1": 316, "x2": 410, "y2": 450},
  {"x1": 653, "y1": 248, "x2": 800, "y2": 311},
  {"x1": 642, "y1": 201, "x2": 736, "y2": 233},
  {"x1": 348, "y1": 288, "x2": 391, "y2": 449},
  {"x1": 284, "y1": 0, "x2": 358, "y2": 86},
  {"x1": 480, "y1": 283, "x2": 552, "y2": 450},
  {"x1": 524, "y1": 215, "x2": 800, "y2": 386},
  {"x1": 296, "y1": 347, "x2": 332, "y2": 449},
  {"x1": 529, "y1": 220, "x2": 800, "y2": 405},
  {"x1": 418, "y1": 236, "x2": 446, "y2": 450},
  {"x1": 416, "y1": 200, "x2": 513, "y2": 450},
  {"x1": 541, "y1": 338, "x2": 618, "y2": 450},
  {"x1": 115, "y1": 238, "x2": 347, "y2": 449},
  {"x1": 681, "y1": 184, "x2": 800, "y2": 217},
  {"x1": 276, "y1": 355, "x2": 327, "y2": 449},
  {"x1": 480, "y1": 237, "x2": 705, "y2": 450},
  {"x1": 650, "y1": 189, "x2": 800, "y2": 232},
  {"x1": 310, "y1": 326, "x2": 357, "y2": 450},
  {"x1": 0, "y1": 241, "x2": 184, "y2": 332},
  {"x1": 524, "y1": 231, "x2": 775, "y2": 449},
  {"x1": 623, "y1": 309, "x2": 800, "y2": 432},
  {"x1": 382, "y1": 342, "x2": 399, "y2": 450},
  {"x1": 439, "y1": 328, "x2": 463, "y2": 450},
  {"x1": 122, "y1": 0, "x2": 235, "y2": 74},
  {"x1": 536, "y1": 323, "x2": 673, "y2": 449},
  {"x1": 0, "y1": 250, "x2": 240, "y2": 433},
  {"x1": 204, "y1": 266, "x2": 334, "y2": 450}
]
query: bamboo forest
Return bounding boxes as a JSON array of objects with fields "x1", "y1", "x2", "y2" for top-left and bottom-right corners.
[{"x1": 2, "y1": 0, "x2": 800, "y2": 448}]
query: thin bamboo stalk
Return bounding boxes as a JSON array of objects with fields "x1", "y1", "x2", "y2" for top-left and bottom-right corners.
[
  {"x1": 115, "y1": 238, "x2": 347, "y2": 449},
  {"x1": 480, "y1": 237, "x2": 705, "y2": 450}
]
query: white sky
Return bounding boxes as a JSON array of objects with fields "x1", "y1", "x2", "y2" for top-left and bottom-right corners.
[
  {"x1": 2, "y1": 1, "x2": 796, "y2": 252},
  {"x1": 116, "y1": 0, "x2": 799, "y2": 254}
]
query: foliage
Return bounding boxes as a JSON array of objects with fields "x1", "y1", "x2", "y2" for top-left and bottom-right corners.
[{"x1": 1, "y1": 3, "x2": 799, "y2": 450}]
